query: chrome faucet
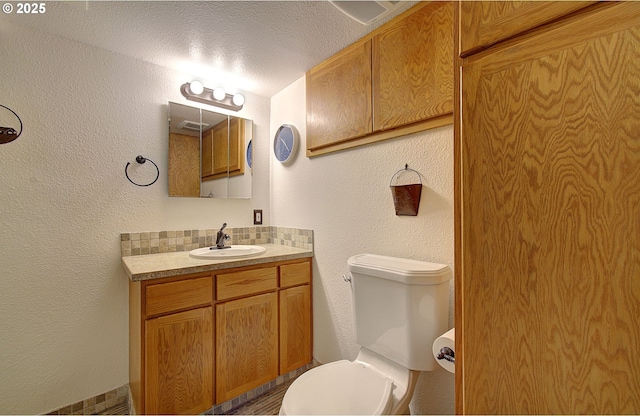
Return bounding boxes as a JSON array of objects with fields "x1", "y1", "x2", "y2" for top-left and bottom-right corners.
[{"x1": 215, "y1": 223, "x2": 230, "y2": 249}]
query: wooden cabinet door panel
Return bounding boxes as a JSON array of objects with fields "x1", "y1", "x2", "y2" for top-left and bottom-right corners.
[
  {"x1": 373, "y1": 1, "x2": 453, "y2": 131},
  {"x1": 216, "y1": 293, "x2": 278, "y2": 403},
  {"x1": 459, "y1": 1, "x2": 595, "y2": 57},
  {"x1": 212, "y1": 122, "x2": 229, "y2": 176},
  {"x1": 279, "y1": 285, "x2": 312, "y2": 374},
  {"x1": 460, "y1": 3, "x2": 640, "y2": 413},
  {"x1": 168, "y1": 132, "x2": 200, "y2": 197},
  {"x1": 201, "y1": 128, "x2": 214, "y2": 178},
  {"x1": 227, "y1": 116, "x2": 245, "y2": 176},
  {"x1": 145, "y1": 307, "x2": 213, "y2": 415},
  {"x1": 306, "y1": 40, "x2": 373, "y2": 150}
]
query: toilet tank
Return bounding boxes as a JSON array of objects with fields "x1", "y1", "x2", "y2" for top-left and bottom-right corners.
[{"x1": 347, "y1": 254, "x2": 452, "y2": 371}]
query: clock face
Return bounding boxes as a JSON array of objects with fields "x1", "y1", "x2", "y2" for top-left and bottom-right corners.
[
  {"x1": 273, "y1": 124, "x2": 298, "y2": 164},
  {"x1": 246, "y1": 140, "x2": 253, "y2": 169}
]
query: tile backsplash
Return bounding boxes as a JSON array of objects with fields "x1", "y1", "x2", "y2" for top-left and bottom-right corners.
[{"x1": 120, "y1": 226, "x2": 313, "y2": 257}]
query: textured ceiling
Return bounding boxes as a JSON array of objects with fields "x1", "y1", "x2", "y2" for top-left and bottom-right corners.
[{"x1": 4, "y1": 1, "x2": 417, "y2": 97}]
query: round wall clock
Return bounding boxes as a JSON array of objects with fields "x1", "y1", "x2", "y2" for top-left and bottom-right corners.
[
  {"x1": 273, "y1": 124, "x2": 299, "y2": 165},
  {"x1": 246, "y1": 139, "x2": 253, "y2": 169}
]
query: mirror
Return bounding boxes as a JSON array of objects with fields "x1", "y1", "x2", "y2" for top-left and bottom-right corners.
[{"x1": 168, "y1": 102, "x2": 253, "y2": 198}]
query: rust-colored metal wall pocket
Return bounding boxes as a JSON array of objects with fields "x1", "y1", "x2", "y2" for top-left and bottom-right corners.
[{"x1": 389, "y1": 164, "x2": 423, "y2": 216}]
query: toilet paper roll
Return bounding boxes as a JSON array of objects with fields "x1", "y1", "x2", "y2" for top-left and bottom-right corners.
[{"x1": 432, "y1": 328, "x2": 455, "y2": 373}]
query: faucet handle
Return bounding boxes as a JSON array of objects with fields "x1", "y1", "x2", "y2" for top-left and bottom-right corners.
[{"x1": 219, "y1": 222, "x2": 227, "y2": 232}]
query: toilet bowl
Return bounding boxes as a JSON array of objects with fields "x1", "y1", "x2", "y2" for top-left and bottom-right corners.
[{"x1": 279, "y1": 254, "x2": 451, "y2": 415}]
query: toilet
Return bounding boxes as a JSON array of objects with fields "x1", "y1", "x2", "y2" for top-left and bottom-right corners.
[{"x1": 280, "y1": 253, "x2": 452, "y2": 415}]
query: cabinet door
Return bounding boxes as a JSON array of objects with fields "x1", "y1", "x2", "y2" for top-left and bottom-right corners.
[
  {"x1": 145, "y1": 307, "x2": 213, "y2": 415},
  {"x1": 216, "y1": 292, "x2": 278, "y2": 403},
  {"x1": 201, "y1": 128, "x2": 214, "y2": 178},
  {"x1": 168, "y1": 132, "x2": 200, "y2": 197},
  {"x1": 279, "y1": 285, "x2": 312, "y2": 374},
  {"x1": 306, "y1": 40, "x2": 372, "y2": 151},
  {"x1": 372, "y1": 1, "x2": 453, "y2": 131},
  {"x1": 460, "y1": 3, "x2": 640, "y2": 413},
  {"x1": 212, "y1": 122, "x2": 229, "y2": 176},
  {"x1": 227, "y1": 116, "x2": 245, "y2": 177},
  {"x1": 459, "y1": 1, "x2": 595, "y2": 57}
]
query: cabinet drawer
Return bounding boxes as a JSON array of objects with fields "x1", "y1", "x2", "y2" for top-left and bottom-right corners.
[
  {"x1": 145, "y1": 276, "x2": 212, "y2": 317},
  {"x1": 280, "y1": 262, "x2": 311, "y2": 288},
  {"x1": 216, "y1": 267, "x2": 277, "y2": 301}
]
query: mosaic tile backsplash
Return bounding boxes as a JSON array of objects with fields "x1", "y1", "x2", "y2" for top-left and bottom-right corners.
[{"x1": 121, "y1": 226, "x2": 313, "y2": 257}]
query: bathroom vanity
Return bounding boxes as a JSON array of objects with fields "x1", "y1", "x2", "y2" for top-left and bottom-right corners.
[{"x1": 123, "y1": 244, "x2": 312, "y2": 415}]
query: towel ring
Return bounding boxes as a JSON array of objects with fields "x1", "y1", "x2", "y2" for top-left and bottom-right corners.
[{"x1": 125, "y1": 155, "x2": 159, "y2": 187}]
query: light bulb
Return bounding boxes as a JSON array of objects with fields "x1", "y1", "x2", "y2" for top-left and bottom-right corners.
[
  {"x1": 189, "y1": 80, "x2": 204, "y2": 95},
  {"x1": 232, "y1": 94, "x2": 245, "y2": 106},
  {"x1": 213, "y1": 88, "x2": 226, "y2": 101}
]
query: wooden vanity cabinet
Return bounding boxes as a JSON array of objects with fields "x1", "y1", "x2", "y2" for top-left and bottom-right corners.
[
  {"x1": 129, "y1": 258, "x2": 312, "y2": 414},
  {"x1": 306, "y1": 1, "x2": 453, "y2": 157}
]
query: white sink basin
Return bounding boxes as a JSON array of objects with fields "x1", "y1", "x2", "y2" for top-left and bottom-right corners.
[{"x1": 189, "y1": 245, "x2": 266, "y2": 259}]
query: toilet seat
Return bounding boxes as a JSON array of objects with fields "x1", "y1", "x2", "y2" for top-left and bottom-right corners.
[{"x1": 280, "y1": 360, "x2": 393, "y2": 415}]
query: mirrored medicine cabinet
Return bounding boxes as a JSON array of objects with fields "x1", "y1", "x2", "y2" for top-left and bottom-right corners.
[{"x1": 168, "y1": 102, "x2": 253, "y2": 199}]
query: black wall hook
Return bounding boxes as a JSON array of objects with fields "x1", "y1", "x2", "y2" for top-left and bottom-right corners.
[{"x1": 125, "y1": 155, "x2": 159, "y2": 187}]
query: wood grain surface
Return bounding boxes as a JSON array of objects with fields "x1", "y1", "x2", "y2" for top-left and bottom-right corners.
[
  {"x1": 373, "y1": 1, "x2": 453, "y2": 131},
  {"x1": 216, "y1": 293, "x2": 279, "y2": 403},
  {"x1": 459, "y1": 1, "x2": 596, "y2": 57},
  {"x1": 168, "y1": 132, "x2": 200, "y2": 197},
  {"x1": 145, "y1": 307, "x2": 213, "y2": 414},
  {"x1": 279, "y1": 285, "x2": 312, "y2": 374},
  {"x1": 460, "y1": 3, "x2": 640, "y2": 413},
  {"x1": 306, "y1": 40, "x2": 373, "y2": 150}
]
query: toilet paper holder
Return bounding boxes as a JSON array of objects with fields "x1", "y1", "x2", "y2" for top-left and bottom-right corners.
[{"x1": 437, "y1": 347, "x2": 455, "y2": 364}]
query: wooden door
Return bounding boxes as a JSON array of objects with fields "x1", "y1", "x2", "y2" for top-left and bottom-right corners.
[
  {"x1": 459, "y1": 1, "x2": 596, "y2": 57},
  {"x1": 145, "y1": 307, "x2": 213, "y2": 415},
  {"x1": 459, "y1": 3, "x2": 640, "y2": 413},
  {"x1": 279, "y1": 285, "x2": 312, "y2": 374},
  {"x1": 372, "y1": 1, "x2": 453, "y2": 131},
  {"x1": 215, "y1": 292, "x2": 278, "y2": 403}
]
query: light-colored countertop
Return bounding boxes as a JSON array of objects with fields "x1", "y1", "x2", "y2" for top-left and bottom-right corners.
[{"x1": 122, "y1": 244, "x2": 313, "y2": 282}]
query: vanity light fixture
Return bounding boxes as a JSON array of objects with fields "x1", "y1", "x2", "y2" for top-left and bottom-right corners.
[{"x1": 180, "y1": 81, "x2": 245, "y2": 111}]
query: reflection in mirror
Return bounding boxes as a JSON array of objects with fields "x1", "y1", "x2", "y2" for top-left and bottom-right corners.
[{"x1": 168, "y1": 102, "x2": 253, "y2": 199}]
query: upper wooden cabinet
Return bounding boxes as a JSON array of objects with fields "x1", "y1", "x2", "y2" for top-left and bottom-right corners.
[
  {"x1": 373, "y1": 1, "x2": 453, "y2": 131},
  {"x1": 306, "y1": 40, "x2": 373, "y2": 150},
  {"x1": 459, "y1": 1, "x2": 596, "y2": 57},
  {"x1": 306, "y1": 1, "x2": 453, "y2": 157}
]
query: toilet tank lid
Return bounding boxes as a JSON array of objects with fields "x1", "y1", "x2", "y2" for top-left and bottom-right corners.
[{"x1": 348, "y1": 254, "x2": 452, "y2": 285}]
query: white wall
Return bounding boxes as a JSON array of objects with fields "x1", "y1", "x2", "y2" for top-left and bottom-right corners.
[
  {"x1": 270, "y1": 77, "x2": 455, "y2": 414},
  {"x1": 0, "y1": 22, "x2": 271, "y2": 414}
]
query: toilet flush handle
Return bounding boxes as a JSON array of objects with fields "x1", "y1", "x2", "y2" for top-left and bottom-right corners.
[{"x1": 343, "y1": 274, "x2": 352, "y2": 283}]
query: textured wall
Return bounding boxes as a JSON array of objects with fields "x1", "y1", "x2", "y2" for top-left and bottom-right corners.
[
  {"x1": 0, "y1": 23, "x2": 271, "y2": 414},
  {"x1": 270, "y1": 77, "x2": 455, "y2": 414}
]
